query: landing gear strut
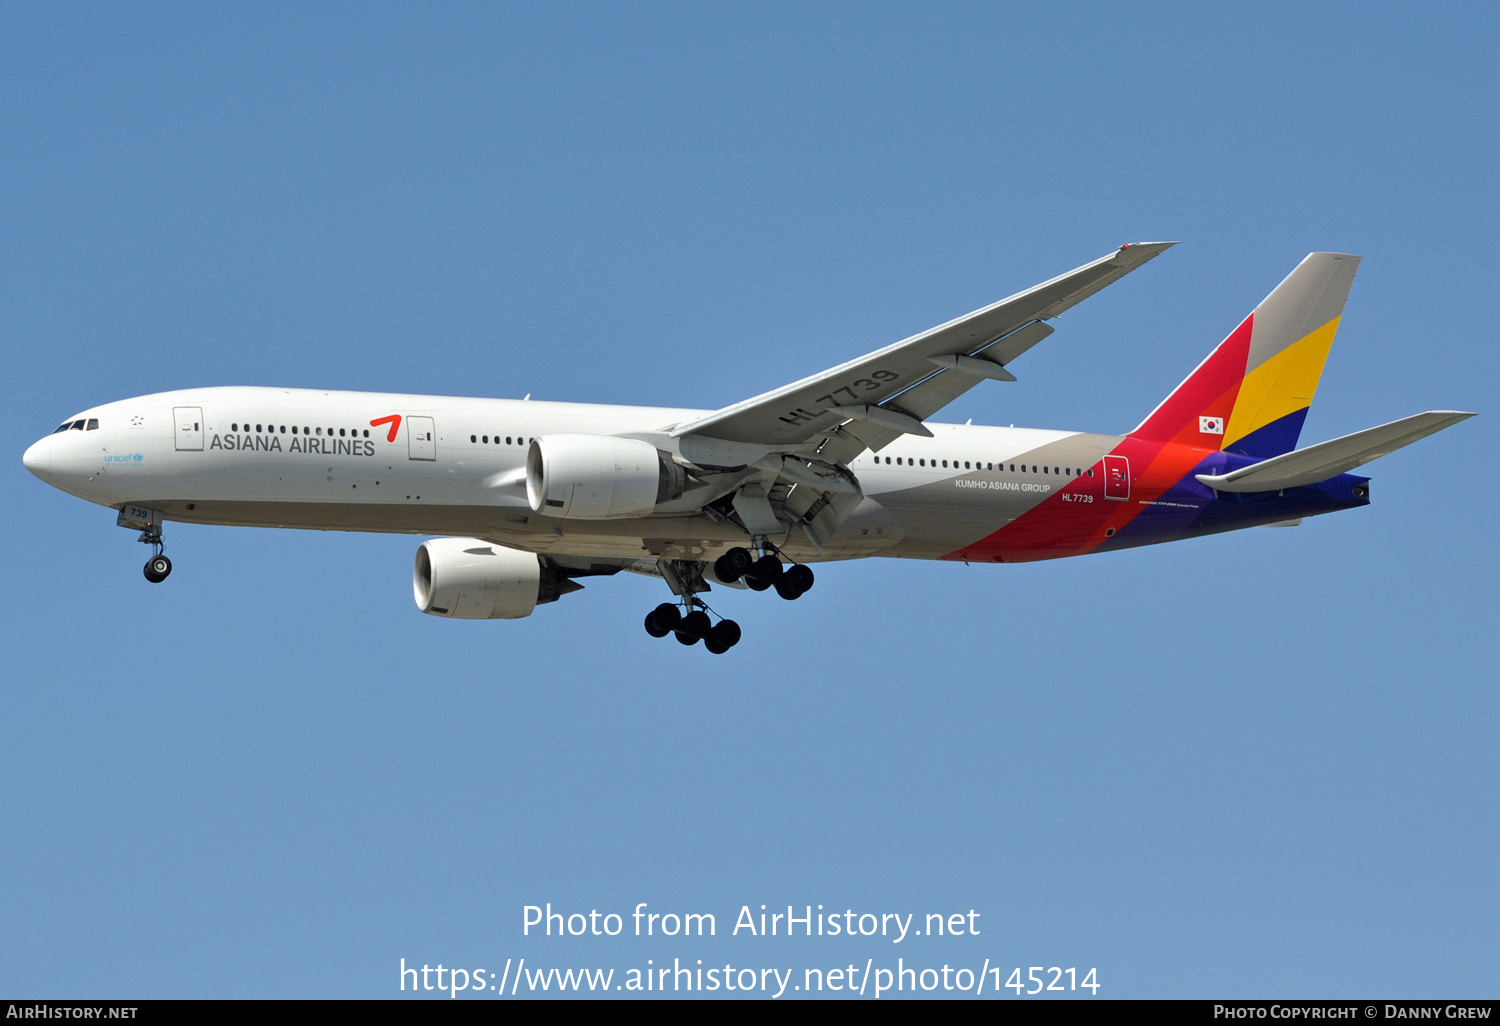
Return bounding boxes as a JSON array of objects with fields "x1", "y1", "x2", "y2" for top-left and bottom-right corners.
[
  {"x1": 643, "y1": 560, "x2": 743, "y2": 654},
  {"x1": 642, "y1": 544, "x2": 815, "y2": 653},
  {"x1": 119, "y1": 506, "x2": 172, "y2": 584},
  {"x1": 140, "y1": 526, "x2": 171, "y2": 584}
]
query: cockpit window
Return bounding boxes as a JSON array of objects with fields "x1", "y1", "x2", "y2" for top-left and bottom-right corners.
[
  {"x1": 86, "y1": 419, "x2": 99, "y2": 430},
  {"x1": 53, "y1": 422, "x2": 72, "y2": 433},
  {"x1": 70, "y1": 420, "x2": 85, "y2": 431}
]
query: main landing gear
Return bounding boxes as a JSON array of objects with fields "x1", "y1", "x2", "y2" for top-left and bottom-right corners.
[
  {"x1": 641, "y1": 547, "x2": 815, "y2": 653},
  {"x1": 642, "y1": 559, "x2": 743, "y2": 653},
  {"x1": 713, "y1": 546, "x2": 814, "y2": 601},
  {"x1": 643, "y1": 602, "x2": 743, "y2": 654}
]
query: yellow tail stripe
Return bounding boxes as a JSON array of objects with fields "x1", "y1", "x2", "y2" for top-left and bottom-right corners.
[{"x1": 1223, "y1": 315, "x2": 1341, "y2": 449}]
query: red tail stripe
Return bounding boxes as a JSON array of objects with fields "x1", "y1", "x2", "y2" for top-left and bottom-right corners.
[{"x1": 1132, "y1": 313, "x2": 1252, "y2": 444}]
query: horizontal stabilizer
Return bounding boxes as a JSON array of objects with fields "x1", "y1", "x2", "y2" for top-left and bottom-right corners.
[{"x1": 1195, "y1": 411, "x2": 1474, "y2": 493}]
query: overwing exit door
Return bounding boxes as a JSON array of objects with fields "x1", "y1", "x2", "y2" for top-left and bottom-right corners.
[{"x1": 407, "y1": 416, "x2": 436, "y2": 460}]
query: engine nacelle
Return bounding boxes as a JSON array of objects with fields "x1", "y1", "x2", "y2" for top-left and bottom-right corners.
[
  {"x1": 413, "y1": 538, "x2": 577, "y2": 619},
  {"x1": 526, "y1": 434, "x2": 684, "y2": 519}
]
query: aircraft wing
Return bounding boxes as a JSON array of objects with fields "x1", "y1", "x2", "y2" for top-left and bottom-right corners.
[{"x1": 670, "y1": 242, "x2": 1176, "y2": 455}]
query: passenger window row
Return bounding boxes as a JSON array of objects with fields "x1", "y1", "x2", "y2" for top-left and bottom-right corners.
[
  {"x1": 469, "y1": 434, "x2": 531, "y2": 446},
  {"x1": 230, "y1": 422, "x2": 370, "y2": 438},
  {"x1": 873, "y1": 455, "x2": 1094, "y2": 477}
]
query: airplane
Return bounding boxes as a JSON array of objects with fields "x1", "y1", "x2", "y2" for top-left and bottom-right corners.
[{"x1": 22, "y1": 243, "x2": 1473, "y2": 654}]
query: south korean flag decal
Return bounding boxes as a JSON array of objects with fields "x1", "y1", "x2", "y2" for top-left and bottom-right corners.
[{"x1": 1199, "y1": 415, "x2": 1225, "y2": 435}]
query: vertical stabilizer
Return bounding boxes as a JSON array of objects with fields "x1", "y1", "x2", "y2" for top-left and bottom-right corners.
[{"x1": 1131, "y1": 253, "x2": 1360, "y2": 456}]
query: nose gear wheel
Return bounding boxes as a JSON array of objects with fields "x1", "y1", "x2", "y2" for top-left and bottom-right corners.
[{"x1": 137, "y1": 524, "x2": 172, "y2": 583}]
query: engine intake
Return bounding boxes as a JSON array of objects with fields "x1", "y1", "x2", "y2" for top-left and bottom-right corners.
[
  {"x1": 526, "y1": 434, "x2": 684, "y2": 519},
  {"x1": 413, "y1": 538, "x2": 579, "y2": 619}
]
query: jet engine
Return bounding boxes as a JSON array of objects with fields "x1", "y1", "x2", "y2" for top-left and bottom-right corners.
[
  {"x1": 413, "y1": 538, "x2": 580, "y2": 619},
  {"x1": 526, "y1": 434, "x2": 685, "y2": 519}
]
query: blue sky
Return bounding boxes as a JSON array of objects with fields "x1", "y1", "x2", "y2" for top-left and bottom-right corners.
[{"x1": 3, "y1": 2, "x2": 1495, "y2": 999}]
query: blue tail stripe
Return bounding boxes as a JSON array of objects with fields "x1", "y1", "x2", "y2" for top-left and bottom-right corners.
[{"x1": 1224, "y1": 407, "x2": 1308, "y2": 458}]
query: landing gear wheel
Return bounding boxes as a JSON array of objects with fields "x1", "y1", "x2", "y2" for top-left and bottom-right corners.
[
  {"x1": 785, "y1": 564, "x2": 813, "y2": 594},
  {"x1": 706, "y1": 619, "x2": 741, "y2": 653},
  {"x1": 675, "y1": 610, "x2": 711, "y2": 646},
  {"x1": 747, "y1": 554, "x2": 783, "y2": 587},
  {"x1": 714, "y1": 546, "x2": 753, "y2": 583},
  {"x1": 744, "y1": 575, "x2": 771, "y2": 592},
  {"x1": 711, "y1": 618, "x2": 741, "y2": 648},
  {"x1": 645, "y1": 602, "x2": 680, "y2": 637},
  {"x1": 143, "y1": 555, "x2": 172, "y2": 584},
  {"x1": 774, "y1": 563, "x2": 814, "y2": 599}
]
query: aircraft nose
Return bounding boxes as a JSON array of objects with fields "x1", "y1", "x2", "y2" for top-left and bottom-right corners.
[
  {"x1": 23, "y1": 439, "x2": 43, "y2": 473},
  {"x1": 23, "y1": 438, "x2": 56, "y2": 483}
]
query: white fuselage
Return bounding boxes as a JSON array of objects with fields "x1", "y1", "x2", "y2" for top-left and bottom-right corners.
[{"x1": 24, "y1": 385, "x2": 1112, "y2": 564}]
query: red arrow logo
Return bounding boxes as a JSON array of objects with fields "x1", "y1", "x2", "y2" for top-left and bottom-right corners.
[{"x1": 370, "y1": 414, "x2": 402, "y2": 442}]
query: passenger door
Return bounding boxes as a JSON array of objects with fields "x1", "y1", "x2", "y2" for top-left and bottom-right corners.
[
  {"x1": 173, "y1": 407, "x2": 203, "y2": 451},
  {"x1": 1102, "y1": 454, "x2": 1130, "y2": 500},
  {"x1": 407, "y1": 416, "x2": 436, "y2": 461}
]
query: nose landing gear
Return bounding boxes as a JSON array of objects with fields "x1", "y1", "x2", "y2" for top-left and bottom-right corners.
[
  {"x1": 118, "y1": 505, "x2": 172, "y2": 583},
  {"x1": 140, "y1": 526, "x2": 171, "y2": 583}
]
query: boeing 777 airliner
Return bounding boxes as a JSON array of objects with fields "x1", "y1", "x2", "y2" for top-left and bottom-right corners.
[{"x1": 22, "y1": 244, "x2": 1472, "y2": 653}]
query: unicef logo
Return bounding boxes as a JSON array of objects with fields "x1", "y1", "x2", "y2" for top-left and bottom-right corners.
[{"x1": 133, "y1": 453, "x2": 144, "y2": 462}]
